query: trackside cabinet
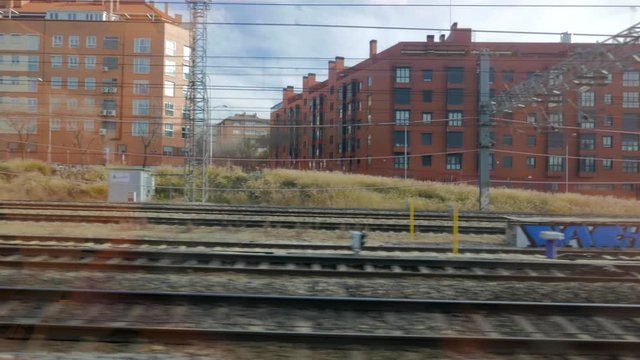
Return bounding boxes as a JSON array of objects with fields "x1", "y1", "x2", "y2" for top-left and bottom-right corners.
[{"x1": 108, "y1": 169, "x2": 155, "y2": 203}]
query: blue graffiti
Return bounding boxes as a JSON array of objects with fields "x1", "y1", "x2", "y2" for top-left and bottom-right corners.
[{"x1": 521, "y1": 225, "x2": 640, "y2": 249}]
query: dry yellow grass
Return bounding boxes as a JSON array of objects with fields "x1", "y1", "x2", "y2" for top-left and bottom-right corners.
[{"x1": 1, "y1": 161, "x2": 638, "y2": 215}]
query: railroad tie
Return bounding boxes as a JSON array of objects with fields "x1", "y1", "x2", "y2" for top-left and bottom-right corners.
[
  {"x1": 551, "y1": 315, "x2": 592, "y2": 339},
  {"x1": 592, "y1": 316, "x2": 638, "y2": 341},
  {"x1": 510, "y1": 315, "x2": 544, "y2": 338}
]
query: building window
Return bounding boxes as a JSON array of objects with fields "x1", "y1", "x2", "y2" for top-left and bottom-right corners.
[
  {"x1": 103, "y1": 36, "x2": 119, "y2": 49},
  {"x1": 623, "y1": 92, "x2": 639, "y2": 108},
  {"x1": 549, "y1": 113, "x2": 563, "y2": 127},
  {"x1": 85, "y1": 77, "x2": 95, "y2": 90},
  {"x1": 393, "y1": 88, "x2": 411, "y2": 104},
  {"x1": 69, "y1": 35, "x2": 79, "y2": 48},
  {"x1": 164, "y1": 123, "x2": 174, "y2": 137},
  {"x1": 134, "y1": 38, "x2": 151, "y2": 53},
  {"x1": 67, "y1": 77, "x2": 78, "y2": 90},
  {"x1": 86, "y1": 36, "x2": 96, "y2": 48},
  {"x1": 527, "y1": 135, "x2": 536, "y2": 147},
  {"x1": 447, "y1": 88, "x2": 464, "y2": 105},
  {"x1": 165, "y1": 40, "x2": 176, "y2": 56},
  {"x1": 83, "y1": 120, "x2": 94, "y2": 132},
  {"x1": 52, "y1": 35, "x2": 63, "y2": 48},
  {"x1": 51, "y1": 55, "x2": 62, "y2": 68},
  {"x1": 164, "y1": 102, "x2": 174, "y2": 116},
  {"x1": 183, "y1": 45, "x2": 191, "y2": 62},
  {"x1": 423, "y1": 70, "x2": 432, "y2": 82},
  {"x1": 51, "y1": 118, "x2": 61, "y2": 131},
  {"x1": 447, "y1": 67, "x2": 464, "y2": 83},
  {"x1": 132, "y1": 121, "x2": 148, "y2": 137},
  {"x1": 548, "y1": 156, "x2": 564, "y2": 172},
  {"x1": 27, "y1": 56, "x2": 38, "y2": 71},
  {"x1": 622, "y1": 134, "x2": 640, "y2": 151},
  {"x1": 502, "y1": 70, "x2": 514, "y2": 83},
  {"x1": 602, "y1": 135, "x2": 612, "y2": 148},
  {"x1": 183, "y1": 65, "x2": 190, "y2": 80},
  {"x1": 164, "y1": 80, "x2": 175, "y2": 97},
  {"x1": 132, "y1": 100, "x2": 149, "y2": 116},
  {"x1": 447, "y1": 111, "x2": 463, "y2": 127},
  {"x1": 579, "y1": 134, "x2": 596, "y2": 150},
  {"x1": 580, "y1": 91, "x2": 595, "y2": 107},
  {"x1": 67, "y1": 120, "x2": 77, "y2": 131},
  {"x1": 394, "y1": 152, "x2": 408, "y2": 169},
  {"x1": 579, "y1": 157, "x2": 596, "y2": 172},
  {"x1": 579, "y1": 114, "x2": 595, "y2": 128},
  {"x1": 85, "y1": 56, "x2": 96, "y2": 69},
  {"x1": 165, "y1": 60, "x2": 176, "y2": 76},
  {"x1": 393, "y1": 131, "x2": 409, "y2": 147},
  {"x1": 395, "y1": 110, "x2": 410, "y2": 125},
  {"x1": 603, "y1": 159, "x2": 613, "y2": 170},
  {"x1": 422, "y1": 90, "x2": 432, "y2": 103},
  {"x1": 623, "y1": 71, "x2": 640, "y2": 87},
  {"x1": 134, "y1": 58, "x2": 150, "y2": 74},
  {"x1": 527, "y1": 156, "x2": 536, "y2": 168},
  {"x1": 446, "y1": 132, "x2": 463, "y2": 148},
  {"x1": 133, "y1": 80, "x2": 149, "y2": 95},
  {"x1": 68, "y1": 55, "x2": 79, "y2": 69},
  {"x1": 502, "y1": 134, "x2": 513, "y2": 146},
  {"x1": 604, "y1": 93, "x2": 612, "y2": 105},
  {"x1": 27, "y1": 98, "x2": 37, "y2": 112},
  {"x1": 446, "y1": 154, "x2": 462, "y2": 170},
  {"x1": 622, "y1": 159, "x2": 639, "y2": 173},
  {"x1": 604, "y1": 115, "x2": 614, "y2": 127},
  {"x1": 623, "y1": 113, "x2": 640, "y2": 129},
  {"x1": 503, "y1": 156, "x2": 513, "y2": 168},
  {"x1": 103, "y1": 57, "x2": 118, "y2": 70},
  {"x1": 421, "y1": 155, "x2": 432, "y2": 167},
  {"x1": 163, "y1": 146, "x2": 174, "y2": 156},
  {"x1": 395, "y1": 67, "x2": 410, "y2": 83},
  {"x1": 421, "y1": 133, "x2": 432, "y2": 145},
  {"x1": 421, "y1": 112, "x2": 432, "y2": 124}
]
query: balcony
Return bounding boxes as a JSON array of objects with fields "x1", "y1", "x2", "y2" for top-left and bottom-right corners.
[{"x1": 102, "y1": 87, "x2": 117, "y2": 94}]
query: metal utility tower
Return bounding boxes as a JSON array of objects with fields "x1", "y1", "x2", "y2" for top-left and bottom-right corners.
[
  {"x1": 184, "y1": 0, "x2": 211, "y2": 202},
  {"x1": 493, "y1": 22, "x2": 640, "y2": 114}
]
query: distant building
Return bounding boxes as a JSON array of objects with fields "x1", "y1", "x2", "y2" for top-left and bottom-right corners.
[
  {"x1": 214, "y1": 113, "x2": 269, "y2": 167},
  {"x1": 0, "y1": 0, "x2": 190, "y2": 166},
  {"x1": 270, "y1": 23, "x2": 640, "y2": 199}
]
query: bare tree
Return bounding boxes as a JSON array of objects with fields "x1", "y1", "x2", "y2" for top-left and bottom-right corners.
[
  {"x1": 5, "y1": 118, "x2": 36, "y2": 160},
  {"x1": 70, "y1": 125, "x2": 99, "y2": 167},
  {"x1": 140, "y1": 121, "x2": 161, "y2": 168}
]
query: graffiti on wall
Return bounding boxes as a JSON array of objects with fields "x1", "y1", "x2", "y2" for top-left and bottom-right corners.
[{"x1": 520, "y1": 225, "x2": 640, "y2": 249}]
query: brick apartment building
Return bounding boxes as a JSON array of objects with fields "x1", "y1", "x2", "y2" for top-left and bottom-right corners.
[
  {"x1": 0, "y1": 0, "x2": 189, "y2": 166},
  {"x1": 213, "y1": 112, "x2": 269, "y2": 169},
  {"x1": 270, "y1": 23, "x2": 640, "y2": 199}
]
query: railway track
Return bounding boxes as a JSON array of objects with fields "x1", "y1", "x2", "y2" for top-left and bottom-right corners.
[
  {"x1": 2, "y1": 234, "x2": 639, "y2": 261},
  {"x1": 0, "y1": 200, "x2": 510, "y2": 222},
  {"x1": 0, "y1": 210, "x2": 505, "y2": 234},
  {"x1": 1, "y1": 287, "x2": 638, "y2": 356},
  {"x1": 1, "y1": 245, "x2": 638, "y2": 282}
]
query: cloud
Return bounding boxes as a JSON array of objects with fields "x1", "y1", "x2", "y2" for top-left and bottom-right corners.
[{"x1": 170, "y1": 0, "x2": 640, "y2": 121}]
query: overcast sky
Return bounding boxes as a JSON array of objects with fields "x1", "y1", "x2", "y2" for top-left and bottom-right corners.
[{"x1": 171, "y1": 1, "x2": 640, "y2": 122}]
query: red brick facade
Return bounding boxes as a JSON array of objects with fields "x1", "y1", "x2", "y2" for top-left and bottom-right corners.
[{"x1": 270, "y1": 23, "x2": 640, "y2": 199}]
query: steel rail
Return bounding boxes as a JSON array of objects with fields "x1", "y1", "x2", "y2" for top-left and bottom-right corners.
[
  {"x1": 0, "y1": 287, "x2": 638, "y2": 355},
  {"x1": 1, "y1": 234, "x2": 638, "y2": 260},
  {"x1": 1, "y1": 245, "x2": 638, "y2": 282},
  {"x1": 0, "y1": 200, "x2": 511, "y2": 222},
  {"x1": 0, "y1": 211, "x2": 505, "y2": 234}
]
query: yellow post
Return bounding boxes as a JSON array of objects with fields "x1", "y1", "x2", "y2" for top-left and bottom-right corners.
[
  {"x1": 409, "y1": 200, "x2": 415, "y2": 241},
  {"x1": 452, "y1": 207, "x2": 459, "y2": 255}
]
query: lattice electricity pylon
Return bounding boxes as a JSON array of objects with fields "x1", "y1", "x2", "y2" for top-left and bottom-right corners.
[
  {"x1": 493, "y1": 21, "x2": 640, "y2": 115},
  {"x1": 183, "y1": 0, "x2": 211, "y2": 202}
]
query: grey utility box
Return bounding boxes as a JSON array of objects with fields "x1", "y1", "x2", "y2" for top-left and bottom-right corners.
[{"x1": 108, "y1": 169, "x2": 155, "y2": 203}]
